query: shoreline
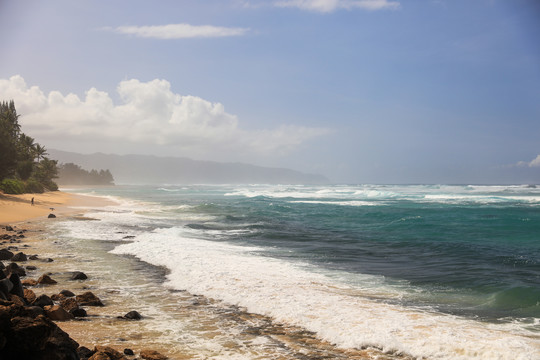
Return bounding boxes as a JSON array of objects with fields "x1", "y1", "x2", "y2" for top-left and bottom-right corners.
[
  {"x1": 0, "y1": 190, "x2": 412, "y2": 359},
  {"x1": 0, "y1": 190, "x2": 116, "y2": 225}
]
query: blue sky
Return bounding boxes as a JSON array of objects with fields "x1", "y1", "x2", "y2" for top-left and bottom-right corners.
[{"x1": 0, "y1": 0, "x2": 539, "y2": 183}]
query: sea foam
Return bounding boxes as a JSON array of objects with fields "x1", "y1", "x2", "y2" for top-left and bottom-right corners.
[{"x1": 110, "y1": 226, "x2": 539, "y2": 360}]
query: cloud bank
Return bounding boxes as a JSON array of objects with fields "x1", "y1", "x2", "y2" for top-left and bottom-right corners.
[
  {"x1": 274, "y1": 0, "x2": 400, "y2": 12},
  {"x1": 0, "y1": 75, "x2": 328, "y2": 159},
  {"x1": 111, "y1": 24, "x2": 249, "y2": 39},
  {"x1": 517, "y1": 155, "x2": 540, "y2": 168}
]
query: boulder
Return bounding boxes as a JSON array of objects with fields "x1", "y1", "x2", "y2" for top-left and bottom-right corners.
[
  {"x1": 26, "y1": 265, "x2": 37, "y2": 271},
  {"x1": 0, "y1": 249, "x2": 14, "y2": 260},
  {"x1": 70, "y1": 307, "x2": 87, "y2": 318},
  {"x1": 123, "y1": 348, "x2": 134, "y2": 355},
  {"x1": 122, "y1": 310, "x2": 142, "y2": 320},
  {"x1": 76, "y1": 291, "x2": 104, "y2": 306},
  {"x1": 0, "y1": 278, "x2": 13, "y2": 300},
  {"x1": 60, "y1": 289, "x2": 75, "y2": 297},
  {"x1": 77, "y1": 346, "x2": 95, "y2": 360},
  {"x1": 11, "y1": 252, "x2": 27, "y2": 262},
  {"x1": 33, "y1": 294, "x2": 54, "y2": 308},
  {"x1": 9, "y1": 273, "x2": 24, "y2": 298},
  {"x1": 44, "y1": 305, "x2": 74, "y2": 321},
  {"x1": 5, "y1": 262, "x2": 26, "y2": 277},
  {"x1": 5, "y1": 226, "x2": 14, "y2": 232},
  {"x1": 60, "y1": 298, "x2": 79, "y2": 313},
  {"x1": 48, "y1": 213, "x2": 56, "y2": 218},
  {"x1": 92, "y1": 346, "x2": 126, "y2": 360},
  {"x1": 22, "y1": 279, "x2": 38, "y2": 286},
  {"x1": 37, "y1": 274, "x2": 57, "y2": 285},
  {"x1": 8, "y1": 294, "x2": 25, "y2": 306},
  {"x1": 71, "y1": 271, "x2": 88, "y2": 280},
  {"x1": 0, "y1": 311, "x2": 79, "y2": 359},
  {"x1": 51, "y1": 293, "x2": 67, "y2": 301},
  {"x1": 140, "y1": 349, "x2": 169, "y2": 360},
  {"x1": 23, "y1": 288, "x2": 37, "y2": 304},
  {"x1": 29, "y1": 255, "x2": 39, "y2": 260}
]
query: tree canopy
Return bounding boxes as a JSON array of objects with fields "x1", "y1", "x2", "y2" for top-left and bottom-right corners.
[{"x1": 0, "y1": 100, "x2": 58, "y2": 193}]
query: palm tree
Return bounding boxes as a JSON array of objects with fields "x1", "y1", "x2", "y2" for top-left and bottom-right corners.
[{"x1": 34, "y1": 144, "x2": 48, "y2": 162}]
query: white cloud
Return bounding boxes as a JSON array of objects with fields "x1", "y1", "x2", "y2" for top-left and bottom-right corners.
[
  {"x1": 273, "y1": 0, "x2": 400, "y2": 12},
  {"x1": 111, "y1": 24, "x2": 249, "y2": 39},
  {"x1": 0, "y1": 75, "x2": 328, "y2": 159},
  {"x1": 516, "y1": 155, "x2": 540, "y2": 168}
]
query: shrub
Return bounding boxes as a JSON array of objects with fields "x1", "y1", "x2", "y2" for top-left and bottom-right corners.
[
  {"x1": 42, "y1": 180, "x2": 58, "y2": 192},
  {"x1": 25, "y1": 178, "x2": 45, "y2": 193},
  {"x1": 0, "y1": 178, "x2": 25, "y2": 194}
]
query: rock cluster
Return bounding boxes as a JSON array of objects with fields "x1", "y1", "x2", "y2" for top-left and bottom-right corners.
[{"x1": 0, "y1": 225, "x2": 169, "y2": 359}]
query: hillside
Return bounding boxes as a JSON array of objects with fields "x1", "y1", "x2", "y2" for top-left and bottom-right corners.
[{"x1": 48, "y1": 150, "x2": 329, "y2": 185}]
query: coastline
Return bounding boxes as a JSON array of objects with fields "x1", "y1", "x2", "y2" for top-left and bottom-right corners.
[
  {"x1": 0, "y1": 191, "x2": 115, "y2": 225},
  {"x1": 0, "y1": 191, "x2": 412, "y2": 359}
]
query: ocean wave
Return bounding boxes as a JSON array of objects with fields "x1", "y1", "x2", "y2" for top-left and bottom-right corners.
[{"x1": 110, "y1": 227, "x2": 539, "y2": 360}]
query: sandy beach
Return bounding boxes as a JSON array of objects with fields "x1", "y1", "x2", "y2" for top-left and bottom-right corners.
[{"x1": 0, "y1": 191, "x2": 114, "y2": 225}]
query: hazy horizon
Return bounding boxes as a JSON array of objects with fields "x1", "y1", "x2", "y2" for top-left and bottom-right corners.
[{"x1": 1, "y1": 0, "x2": 539, "y2": 184}]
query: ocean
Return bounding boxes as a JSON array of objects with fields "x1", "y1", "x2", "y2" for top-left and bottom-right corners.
[{"x1": 50, "y1": 184, "x2": 540, "y2": 359}]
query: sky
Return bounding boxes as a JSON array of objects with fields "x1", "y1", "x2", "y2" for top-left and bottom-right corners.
[{"x1": 0, "y1": 0, "x2": 539, "y2": 184}]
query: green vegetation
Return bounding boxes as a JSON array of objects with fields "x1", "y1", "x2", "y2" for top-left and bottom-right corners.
[
  {"x1": 0, "y1": 100, "x2": 58, "y2": 194},
  {"x1": 57, "y1": 163, "x2": 114, "y2": 185}
]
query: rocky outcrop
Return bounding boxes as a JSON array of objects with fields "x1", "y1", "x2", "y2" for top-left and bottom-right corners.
[
  {"x1": 37, "y1": 274, "x2": 57, "y2": 285},
  {"x1": 71, "y1": 271, "x2": 88, "y2": 280},
  {"x1": 0, "y1": 302, "x2": 79, "y2": 359},
  {"x1": 140, "y1": 349, "x2": 169, "y2": 360},
  {"x1": 76, "y1": 291, "x2": 104, "y2": 307}
]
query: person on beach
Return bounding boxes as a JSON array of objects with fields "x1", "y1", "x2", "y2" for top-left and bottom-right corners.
[{"x1": 31, "y1": 197, "x2": 34, "y2": 206}]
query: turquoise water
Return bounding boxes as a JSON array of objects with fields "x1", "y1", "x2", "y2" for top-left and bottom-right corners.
[{"x1": 66, "y1": 184, "x2": 540, "y2": 359}]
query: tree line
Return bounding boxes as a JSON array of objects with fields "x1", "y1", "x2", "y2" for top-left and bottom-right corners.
[
  {"x1": 56, "y1": 163, "x2": 114, "y2": 185},
  {"x1": 0, "y1": 100, "x2": 58, "y2": 194}
]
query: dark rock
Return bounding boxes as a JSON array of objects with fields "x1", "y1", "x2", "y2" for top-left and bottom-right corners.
[
  {"x1": 6, "y1": 262, "x2": 26, "y2": 277},
  {"x1": 0, "y1": 278, "x2": 13, "y2": 300},
  {"x1": 26, "y1": 265, "x2": 37, "y2": 271},
  {"x1": 92, "y1": 346, "x2": 125, "y2": 360},
  {"x1": 44, "y1": 258, "x2": 54, "y2": 262},
  {"x1": 78, "y1": 346, "x2": 95, "y2": 360},
  {"x1": 89, "y1": 352, "x2": 113, "y2": 360},
  {"x1": 71, "y1": 271, "x2": 88, "y2": 280},
  {"x1": 5, "y1": 226, "x2": 14, "y2": 231},
  {"x1": 123, "y1": 348, "x2": 134, "y2": 355},
  {"x1": 60, "y1": 289, "x2": 76, "y2": 297},
  {"x1": 8, "y1": 294, "x2": 25, "y2": 306},
  {"x1": 70, "y1": 307, "x2": 87, "y2": 318},
  {"x1": 51, "y1": 293, "x2": 67, "y2": 301},
  {"x1": 76, "y1": 291, "x2": 104, "y2": 306},
  {"x1": 140, "y1": 349, "x2": 169, "y2": 360},
  {"x1": 9, "y1": 273, "x2": 24, "y2": 298},
  {"x1": 23, "y1": 288, "x2": 37, "y2": 304},
  {"x1": 0, "y1": 249, "x2": 14, "y2": 260},
  {"x1": 25, "y1": 305, "x2": 45, "y2": 318},
  {"x1": 60, "y1": 297, "x2": 79, "y2": 313},
  {"x1": 22, "y1": 279, "x2": 38, "y2": 286},
  {"x1": 44, "y1": 305, "x2": 74, "y2": 321},
  {"x1": 48, "y1": 213, "x2": 56, "y2": 218},
  {"x1": 123, "y1": 310, "x2": 142, "y2": 320},
  {"x1": 37, "y1": 274, "x2": 57, "y2": 285},
  {"x1": 29, "y1": 254, "x2": 39, "y2": 260},
  {"x1": 33, "y1": 294, "x2": 54, "y2": 308},
  {"x1": 0, "y1": 308, "x2": 79, "y2": 360},
  {"x1": 11, "y1": 252, "x2": 27, "y2": 262}
]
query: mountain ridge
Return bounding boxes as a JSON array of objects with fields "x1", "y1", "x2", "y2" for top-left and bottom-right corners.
[{"x1": 48, "y1": 149, "x2": 329, "y2": 185}]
